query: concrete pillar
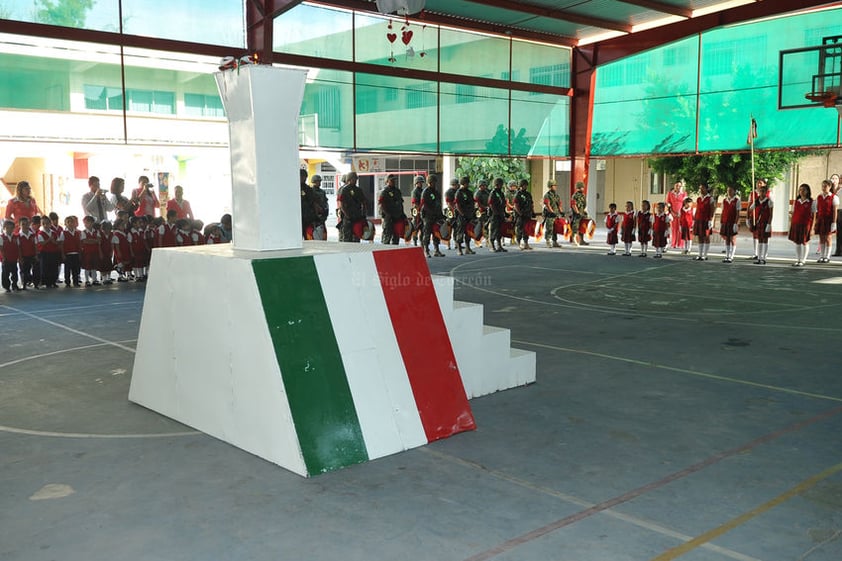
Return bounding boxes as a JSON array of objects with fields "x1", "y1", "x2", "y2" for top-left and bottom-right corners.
[{"x1": 215, "y1": 65, "x2": 307, "y2": 251}]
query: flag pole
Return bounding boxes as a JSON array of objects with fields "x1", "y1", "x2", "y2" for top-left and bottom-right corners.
[{"x1": 749, "y1": 114, "x2": 755, "y2": 190}]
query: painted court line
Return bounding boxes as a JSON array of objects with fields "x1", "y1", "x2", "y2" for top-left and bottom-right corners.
[
  {"x1": 422, "y1": 448, "x2": 763, "y2": 561},
  {"x1": 0, "y1": 304, "x2": 137, "y2": 353},
  {"x1": 513, "y1": 340, "x2": 842, "y2": 403},
  {"x1": 0, "y1": 340, "x2": 137, "y2": 369},
  {"x1": 0, "y1": 424, "x2": 200, "y2": 439},
  {"x1": 649, "y1": 461, "x2": 842, "y2": 561},
  {"x1": 461, "y1": 405, "x2": 842, "y2": 561}
]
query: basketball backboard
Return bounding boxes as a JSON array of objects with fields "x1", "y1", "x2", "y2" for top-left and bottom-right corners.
[{"x1": 779, "y1": 35, "x2": 842, "y2": 114}]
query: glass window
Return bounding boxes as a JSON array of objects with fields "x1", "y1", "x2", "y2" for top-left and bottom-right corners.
[
  {"x1": 511, "y1": 90, "x2": 569, "y2": 157},
  {"x1": 121, "y1": 0, "x2": 244, "y2": 48},
  {"x1": 0, "y1": 0, "x2": 119, "y2": 32},
  {"x1": 300, "y1": 69, "x2": 354, "y2": 149},
  {"x1": 184, "y1": 93, "x2": 225, "y2": 118},
  {"x1": 274, "y1": 3, "x2": 354, "y2": 61},
  {"x1": 440, "y1": 27, "x2": 509, "y2": 80},
  {"x1": 512, "y1": 40, "x2": 571, "y2": 88},
  {"x1": 355, "y1": 73, "x2": 437, "y2": 152},
  {"x1": 354, "y1": 11, "x2": 437, "y2": 71},
  {"x1": 440, "y1": 82, "x2": 509, "y2": 153}
]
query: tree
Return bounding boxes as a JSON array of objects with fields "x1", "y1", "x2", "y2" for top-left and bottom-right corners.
[
  {"x1": 454, "y1": 156, "x2": 529, "y2": 187},
  {"x1": 35, "y1": 0, "x2": 93, "y2": 28},
  {"x1": 647, "y1": 150, "x2": 819, "y2": 199}
]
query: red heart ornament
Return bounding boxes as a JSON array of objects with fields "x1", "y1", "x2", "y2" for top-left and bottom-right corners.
[
  {"x1": 401, "y1": 30, "x2": 413, "y2": 45},
  {"x1": 387, "y1": 32, "x2": 397, "y2": 43}
]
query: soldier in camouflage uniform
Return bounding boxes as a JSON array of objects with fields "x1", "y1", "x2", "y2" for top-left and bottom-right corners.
[
  {"x1": 409, "y1": 175, "x2": 425, "y2": 246},
  {"x1": 488, "y1": 177, "x2": 508, "y2": 253},
  {"x1": 454, "y1": 177, "x2": 476, "y2": 255},
  {"x1": 570, "y1": 181, "x2": 589, "y2": 246},
  {"x1": 300, "y1": 168, "x2": 319, "y2": 239},
  {"x1": 337, "y1": 171, "x2": 366, "y2": 243},
  {"x1": 378, "y1": 174, "x2": 404, "y2": 245},
  {"x1": 444, "y1": 178, "x2": 459, "y2": 250},
  {"x1": 474, "y1": 178, "x2": 490, "y2": 247},
  {"x1": 311, "y1": 174, "x2": 329, "y2": 240},
  {"x1": 505, "y1": 179, "x2": 518, "y2": 245},
  {"x1": 542, "y1": 179, "x2": 562, "y2": 248},
  {"x1": 420, "y1": 175, "x2": 444, "y2": 258},
  {"x1": 513, "y1": 179, "x2": 534, "y2": 250}
]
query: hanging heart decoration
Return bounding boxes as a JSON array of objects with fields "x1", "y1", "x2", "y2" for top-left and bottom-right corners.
[
  {"x1": 402, "y1": 30, "x2": 413, "y2": 45},
  {"x1": 387, "y1": 32, "x2": 397, "y2": 43}
]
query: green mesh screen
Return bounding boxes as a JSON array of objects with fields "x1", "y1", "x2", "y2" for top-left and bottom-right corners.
[
  {"x1": 300, "y1": 69, "x2": 355, "y2": 149},
  {"x1": 439, "y1": 28, "x2": 510, "y2": 80},
  {"x1": 511, "y1": 41, "x2": 572, "y2": 89},
  {"x1": 592, "y1": 36, "x2": 698, "y2": 156},
  {"x1": 355, "y1": 73, "x2": 438, "y2": 152},
  {"x1": 0, "y1": 0, "x2": 243, "y2": 47},
  {"x1": 511, "y1": 91, "x2": 569, "y2": 157},
  {"x1": 439, "y1": 83, "x2": 509, "y2": 153},
  {"x1": 274, "y1": 3, "x2": 354, "y2": 62},
  {"x1": 355, "y1": 12, "x2": 437, "y2": 71},
  {"x1": 593, "y1": 8, "x2": 842, "y2": 156}
]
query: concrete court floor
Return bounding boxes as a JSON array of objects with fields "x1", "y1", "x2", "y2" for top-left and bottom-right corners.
[{"x1": 1, "y1": 234, "x2": 841, "y2": 561}]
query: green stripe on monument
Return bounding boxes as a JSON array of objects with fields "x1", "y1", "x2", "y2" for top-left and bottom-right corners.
[{"x1": 252, "y1": 256, "x2": 368, "y2": 474}]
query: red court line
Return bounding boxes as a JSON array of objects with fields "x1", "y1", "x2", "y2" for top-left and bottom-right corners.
[
  {"x1": 373, "y1": 248, "x2": 476, "y2": 442},
  {"x1": 463, "y1": 404, "x2": 842, "y2": 561}
]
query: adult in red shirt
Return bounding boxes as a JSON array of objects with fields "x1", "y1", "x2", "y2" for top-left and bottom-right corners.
[
  {"x1": 131, "y1": 176, "x2": 160, "y2": 217},
  {"x1": 5, "y1": 181, "x2": 42, "y2": 227},
  {"x1": 166, "y1": 185, "x2": 194, "y2": 221},
  {"x1": 665, "y1": 181, "x2": 685, "y2": 250}
]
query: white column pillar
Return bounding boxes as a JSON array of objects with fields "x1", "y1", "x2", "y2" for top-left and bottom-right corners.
[{"x1": 215, "y1": 65, "x2": 308, "y2": 251}]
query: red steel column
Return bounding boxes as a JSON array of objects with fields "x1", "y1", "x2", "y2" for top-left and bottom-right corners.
[{"x1": 570, "y1": 45, "x2": 596, "y2": 196}]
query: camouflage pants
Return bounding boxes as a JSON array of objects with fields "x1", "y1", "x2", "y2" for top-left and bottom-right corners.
[
  {"x1": 515, "y1": 214, "x2": 529, "y2": 243},
  {"x1": 422, "y1": 215, "x2": 440, "y2": 250},
  {"x1": 489, "y1": 215, "x2": 504, "y2": 243},
  {"x1": 381, "y1": 216, "x2": 399, "y2": 245}
]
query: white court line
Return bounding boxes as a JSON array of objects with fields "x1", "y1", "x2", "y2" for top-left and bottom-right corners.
[
  {"x1": 0, "y1": 299, "x2": 143, "y2": 317},
  {"x1": 514, "y1": 339, "x2": 842, "y2": 404},
  {"x1": 0, "y1": 424, "x2": 199, "y2": 439},
  {"x1": 442, "y1": 258, "x2": 842, "y2": 332},
  {"x1": 422, "y1": 448, "x2": 764, "y2": 561},
  {"x1": 0, "y1": 340, "x2": 137, "y2": 369},
  {"x1": 0, "y1": 304, "x2": 137, "y2": 353}
]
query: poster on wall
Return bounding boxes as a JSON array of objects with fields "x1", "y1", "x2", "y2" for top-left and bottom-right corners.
[
  {"x1": 157, "y1": 172, "x2": 170, "y2": 208},
  {"x1": 352, "y1": 157, "x2": 384, "y2": 174}
]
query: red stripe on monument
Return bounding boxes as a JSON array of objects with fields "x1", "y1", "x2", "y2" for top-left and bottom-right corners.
[{"x1": 373, "y1": 248, "x2": 476, "y2": 441}]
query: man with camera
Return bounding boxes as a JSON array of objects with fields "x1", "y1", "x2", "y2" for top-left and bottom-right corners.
[{"x1": 81, "y1": 176, "x2": 114, "y2": 223}]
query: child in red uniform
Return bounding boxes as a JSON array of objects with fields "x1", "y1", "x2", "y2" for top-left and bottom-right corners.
[
  {"x1": 814, "y1": 179, "x2": 839, "y2": 263},
  {"x1": 111, "y1": 218, "x2": 132, "y2": 282},
  {"x1": 80, "y1": 215, "x2": 102, "y2": 286},
  {"x1": 175, "y1": 219, "x2": 194, "y2": 246},
  {"x1": 129, "y1": 216, "x2": 149, "y2": 282},
  {"x1": 62, "y1": 216, "x2": 82, "y2": 287},
  {"x1": 636, "y1": 200, "x2": 652, "y2": 257},
  {"x1": 17, "y1": 216, "x2": 37, "y2": 289},
  {"x1": 679, "y1": 198, "x2": 694, "y2": 255},
  {"x1": 605, "y1": 203, "x2": 619, "y2": 255},
  {"x1": 652, "y1": 202, "x2": 671, "y2": 259},
  {"x1": 620, "y1": 201, "x2": 636, "y2": 256},
  {"x1": 749, "y1": 184, "x2": 773, "y2": 265},
  {"x1": 788, "y1": 183, "x2": 815, "y2": 267},
  {"x1": 37, "y1": 215, "x2": 63, "y2": 288},
  {"x1": 1, "y1": 219, "x2": 21, "y2": 292},
  {"x1": 98, "y1": 221, "x2": 114, "y2": 284},
  {"x1": 719, "y1": 186, "x2": 740, "y2": 263},
  {"x1": 204, "y1": 223, "x2": 224, "y2": 245},
  {"x1": 157, "y1": 210, "x2": 179, "y2": 248},
  {"x1": 692, "y1": 183, "x2": 714, "y2": 261}
]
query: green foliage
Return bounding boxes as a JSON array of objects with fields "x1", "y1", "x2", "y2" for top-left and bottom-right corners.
[
  {"x1": 454, "y1": 156, "x2": 530, "y2": 187},
  {"x1": 648, "y1": 150, "x2": 821, "y2": 199},
  {"x1": 35, "y1": 0, "x2": 93, "y2": 27}
]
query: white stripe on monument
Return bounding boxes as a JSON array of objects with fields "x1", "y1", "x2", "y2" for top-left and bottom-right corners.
[{"x1": 314, "y1": 251, "x2": 427, "y2": 460}]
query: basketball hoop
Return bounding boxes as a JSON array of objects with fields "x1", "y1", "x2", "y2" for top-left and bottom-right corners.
[{"x1": 805, "y1": 91, "x2": 839, "y2": 108}]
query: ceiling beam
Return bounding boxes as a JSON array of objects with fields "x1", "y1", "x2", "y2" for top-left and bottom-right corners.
[
  {"x1": 616, "y1": 0, "x2": 692, "y2": 19},
  {"x1": 591, "y1": 0, "x2": 842, "y2": 66},
  {"x1": 312, "y1": 0, "x2": 579, "y2": 45},
  {"x1": 460, "y1": 0, "x2": 633, "y2": 33}
]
